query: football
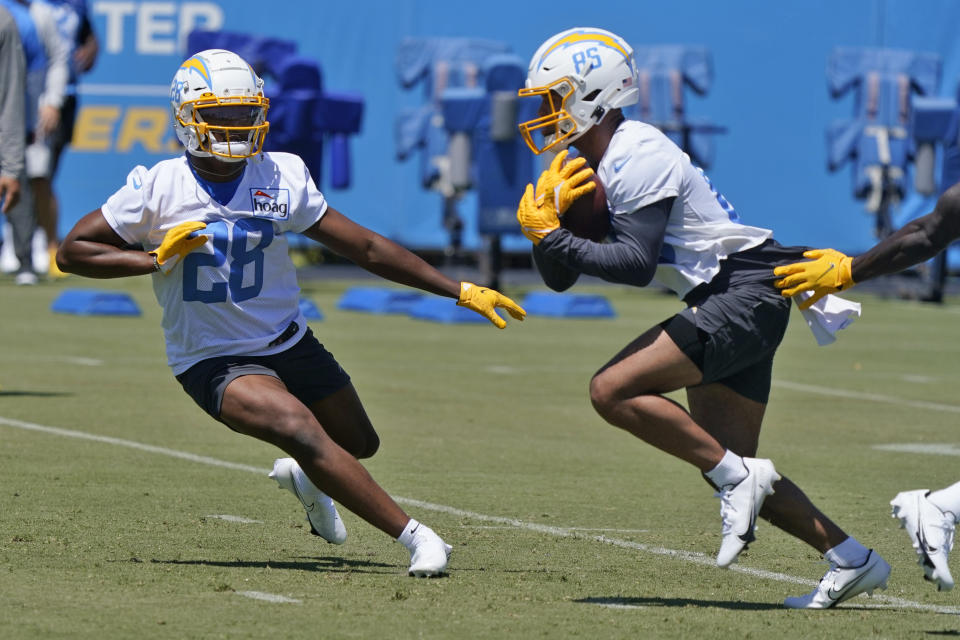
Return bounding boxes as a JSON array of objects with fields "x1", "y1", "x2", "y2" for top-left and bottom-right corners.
[{"x1": 560, "y1": 174, "x2": 610, "y2": 241}]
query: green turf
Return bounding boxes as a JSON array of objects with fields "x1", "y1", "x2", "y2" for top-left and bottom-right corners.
[{"x1": 2, "y1": 273, "x2": 959, "y2": 639}]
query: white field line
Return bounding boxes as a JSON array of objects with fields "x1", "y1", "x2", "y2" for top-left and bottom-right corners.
[
  {"x1": 2, "y1": 414, "x2": 959, "y2": 615},
  {"x1": 470, "y1": 526, "x2": 650, "y2": 533},
  {"x1": 59, "y1": 357, "x2": 104, "y2": 367},
  {"x1": 872, "y1": 443, "x2": 960, "y2": 456},
  {"x1": 772, "y1": 380, "x2": 960, "y2": 414},
  {"x1": 205, "y1": 515, "x2": 263, "y2": 524},
  {"x1": 0, "y1": 415, "x2": 265, "y2": 474},
  {"x1": 235, "y1": 591, "x2": 301, "y2": 604}
]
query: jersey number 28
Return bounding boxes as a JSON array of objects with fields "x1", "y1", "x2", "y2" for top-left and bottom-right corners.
[{"x1": 181, "y1": 218, "x2": 274, "y2": 303}]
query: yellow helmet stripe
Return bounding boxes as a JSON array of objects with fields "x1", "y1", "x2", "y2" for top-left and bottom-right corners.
[
  {"x1": 179, "y1": 57, "x2": 212, "y2": 85},
  {"x1": 540, "y1": 31, "x2": 630, "y2": 65}
]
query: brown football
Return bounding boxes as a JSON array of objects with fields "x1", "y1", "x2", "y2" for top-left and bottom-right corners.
[{"x1": 560, "y1": 174, "x2": 610, "y2": 242}]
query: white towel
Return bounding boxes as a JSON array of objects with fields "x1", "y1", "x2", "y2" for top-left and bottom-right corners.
[{"x1": 797, "y1": 292, "x2": 861, "y2": 346}]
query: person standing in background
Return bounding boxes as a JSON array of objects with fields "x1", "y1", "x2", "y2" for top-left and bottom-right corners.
[
  {"x1": 31, "y1": 0, "x2": 98, "y2": 277},
  {"x1": 0, "y1": 0, "x2": 48, "y2": 285},
  {"x1": 0, "y1": 5, "x2": 26, "y2": 217}
]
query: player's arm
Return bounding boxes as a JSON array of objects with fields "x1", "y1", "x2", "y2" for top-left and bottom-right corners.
[
  {"x1": 774, "y1": 182, "x2": 960, "y2": 308},
  {"x1": 851, "y1": 181, "x2": 960, "y2": 282},
  {"x1": 532, "y1": 243, "x2": 580, "y2": 291},
  {"x1": 536, "y1": 198, "x2": 672, "y2": 287},
  {"x1": 304, "y1": 207, "x2": 525, "y2": 328},
  {"x1": 305, "y1": 206, "x2": 461, "y2": 297},
  {"x1": 74, "y1": 12, "x2": 99, "y2": 74},
  {"x1": 57, "y1": 209, "x2": 157, "y2": 278}
]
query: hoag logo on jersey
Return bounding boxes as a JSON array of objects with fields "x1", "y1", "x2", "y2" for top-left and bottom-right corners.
[{"x1": 250, "y1": 188, "x2": 290, "y2": 219}]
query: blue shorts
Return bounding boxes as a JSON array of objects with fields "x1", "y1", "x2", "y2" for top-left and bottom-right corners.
[
  {"x1": 175, "y1": 327, "x2": 351, "y2": 422},
  {"x1": 659, "y1": 240, "x2": 802, "y2": 403}
]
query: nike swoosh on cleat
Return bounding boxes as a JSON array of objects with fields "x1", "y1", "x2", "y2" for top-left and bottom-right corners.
[
  {"x1": 826, "y1": 565, "x2": 873, "y2": 601},
  {"x1": 288, "y1": 475, "x2": 315, "y2": 512},
  {"x1": 917, "y1": 514, "x2": 938, "y2": 553},
  {"x1": 735, "y1": 479, "x2": 760, "y2": 542}
]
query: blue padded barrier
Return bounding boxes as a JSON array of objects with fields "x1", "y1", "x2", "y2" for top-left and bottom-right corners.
[
  {"x1": 521, "y1": 292, "x2": 616, "y2": 318},
  {"x1": 476, "y1": 54, "x2": 535, "y2": 235},
  {"x1": 630, "y1": 45, "x2": 725, "y2": 169},
  {"x1": 440, "y1": 87, "x2": 486, "y2": 132},
  {"x1": 826, "y1": 47, "x2": 941, "y2": 207},
  {"x1": 298, "y1": 298, "x2": 324, "y2": 320},
  {"x1": 51, "y1": 290, "x2": 141, "y2": 316},
  {"x1": 394, "y1": 37, "x2": 512, "y2": 189},
  {"x1": 911, "y1": 97, "x2": 958, "y2": 142},
  {"x1": 407, "y1": 297, "x2": 488, "y2": 324},
  {"x1": 336, "y1": 287, "x2": 423, "y2": 314}
]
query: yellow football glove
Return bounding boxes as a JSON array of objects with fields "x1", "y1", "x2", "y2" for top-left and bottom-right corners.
[
  {"x1": 773, "y1": 248, "x2": 855, "y2": 310},
  {"x1": 516, "y1": 183, "x2": 557, "y2": 244},
  {"x1": 149, "y1": 221, "x2": 209, "y2": 275},
  {"x1": 516, "y1": 149, "x2": 597, "y2": 244},
  {"x1": 535, "y1": 149, "x2": 597, "y2": 214},
  {"x1": 456, "y1": 281, "x2": 526, "y2": 329}
]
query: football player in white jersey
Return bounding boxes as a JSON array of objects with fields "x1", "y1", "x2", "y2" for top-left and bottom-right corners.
[
  {"x1": 56, "y1": 49, "x2": 526, "y2": 577},
  {"x1": 774, "y1": 185, "x2": 960, "y2": 592},
  {"x1": 514, "y1": 27, "x2": 888, "y2": 607}
]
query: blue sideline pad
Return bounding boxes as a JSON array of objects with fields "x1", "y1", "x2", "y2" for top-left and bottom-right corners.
[
  {"x1": 408, "y1": 297, "x2": 488, "y2": 324},
  {"x1": 336, "y1": 287, "x2": 423, "y2": 314},
  {"x1": 298, "y1": 297, "x2": 324, "y2": 320},
  {"x1": 521, "y1": 292, "x2": 616, "y2": 318},
  {"x1": 51, "y1": 289, "x2": 142, "y2": 316}
]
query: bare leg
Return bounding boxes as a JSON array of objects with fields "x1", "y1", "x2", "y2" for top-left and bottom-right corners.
[
  {"x1": 219, "y1": 374, "x2": 409, "y2": 537},
  {"x1": 687, "y1": 383, "x2": 848, "y2": 553},
  {"x1": 307, "y1": 383, "x2": 380, "y2": 459},
  {"x1": 589, "y1": 326, "x2": 725, "y2": 471}
]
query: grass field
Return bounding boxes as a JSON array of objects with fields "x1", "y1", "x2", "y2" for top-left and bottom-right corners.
[{"x1": 2, "y1": 272, "x2": 960, "y2": 639}]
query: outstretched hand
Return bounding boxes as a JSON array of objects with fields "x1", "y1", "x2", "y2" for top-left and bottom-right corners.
[
  {"x1": 150, "y1": 221, "x2": 209, "y2": 274},
  {"x1": 773, "y1": 248, "x2": 854, "y2": 310},
  {"x1": 457, "y1": 282, "x2": 526, "y2": 329}
]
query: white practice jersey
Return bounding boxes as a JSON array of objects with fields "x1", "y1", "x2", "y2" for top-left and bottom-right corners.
[
  {"x1": 596, "y1": 120, "x2": 772, "y2": 298},
  {"x1": 101, "y1": 152, "x2": 327, "y2": 374}
]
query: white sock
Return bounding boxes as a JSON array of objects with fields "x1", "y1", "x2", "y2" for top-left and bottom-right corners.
[
  {"x1": 397, "y1": 518, "x2": 421, "y2": 550},
  {"x1": 824, "y1": 537, "x2": 870, "y2": 568},
  {"x1": 927, "y1": 481, "x2": 960, "y2": 521},
  {"x1": 704, "y1": 450, "x2": 749, "y2": 488}
]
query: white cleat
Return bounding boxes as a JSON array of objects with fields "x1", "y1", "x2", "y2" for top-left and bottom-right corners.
[
  {"x1": 0, "y1": 221, "x2": 18, "y2": 273},
  {"x1": 406, "y1": 523, "x2": 452, "y2": 577},
  {"x1": 783, "y1": 550, "x2": 890, "y2": 609},
  {"x1": 14, "y1": 271, "x2": 38, "y2": 286},
  {"x1": 269, "y1": 457, "x2": 347, "y2": 545},
  {"x1": 716, "y1": 457, "x2": 780, "y2": 567},
  {"x1": 891, "y1": 489, "x2": 955, "y2": 591}
]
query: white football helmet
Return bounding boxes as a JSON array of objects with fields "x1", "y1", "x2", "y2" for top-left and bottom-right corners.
[
  {"x1": 170, "y1": 49, "x2": 269, "y2": 161},
  {"x1": 518, "y1": 28, "x2": 639, "y2": 154}
]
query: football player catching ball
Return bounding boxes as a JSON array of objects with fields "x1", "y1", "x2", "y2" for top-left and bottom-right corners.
[{"x1": 514, "y1": 27, "x2": 889, "y2": 608}]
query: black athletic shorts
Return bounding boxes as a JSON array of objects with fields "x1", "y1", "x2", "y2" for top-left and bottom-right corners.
[
  {"x1": 175, "y1": 327, "x2": 351, "y2": 422},
  {"x1": 659, "y1": 239, "x2": 806, "y2": 403}
]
